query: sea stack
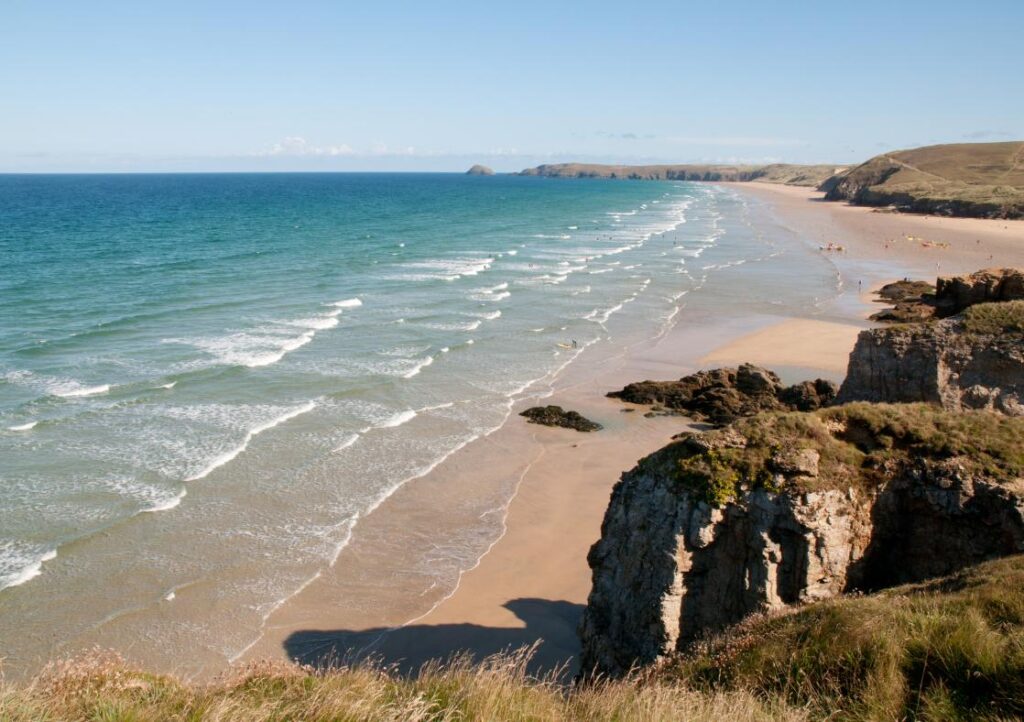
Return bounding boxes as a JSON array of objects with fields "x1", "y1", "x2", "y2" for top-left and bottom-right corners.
[{"x1": 466, "y1": 164, "x2": 495, "y2": 176}]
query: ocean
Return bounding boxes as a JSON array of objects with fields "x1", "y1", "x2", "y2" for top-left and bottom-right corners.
[{"x1": 0, "y1": 173, "x2": 841, "y2": 673}]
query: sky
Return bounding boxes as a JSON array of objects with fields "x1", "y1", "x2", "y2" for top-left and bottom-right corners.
[{"x1": 1, "y1": 0, "x2": 1022, "y2": 172}]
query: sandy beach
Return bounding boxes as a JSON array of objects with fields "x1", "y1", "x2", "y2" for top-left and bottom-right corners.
[{"x1": 236, "y1": 184, "x2": 1024, "y2": 679}]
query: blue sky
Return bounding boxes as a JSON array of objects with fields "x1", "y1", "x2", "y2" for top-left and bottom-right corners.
[{"x1": 1, "y1": 0, "x2": 1021, "y2": 172}]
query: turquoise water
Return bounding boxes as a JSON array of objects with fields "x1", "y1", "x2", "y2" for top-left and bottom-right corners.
[{"x1": 0, "y1": 173, "x2": 841, "y2": 670}]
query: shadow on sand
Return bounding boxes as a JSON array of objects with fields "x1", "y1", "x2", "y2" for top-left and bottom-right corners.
[{"x1": 283, "y1": 597, "x2": 584, "y2": 679}]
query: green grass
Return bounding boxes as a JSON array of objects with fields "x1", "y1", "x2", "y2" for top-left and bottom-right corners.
[
  {"x1": 667, "y1": 403, "x2": 1024, "y2": 507},
  {"x1": 671, "y1": 555, "x2": 1024, "y2": 721},
  {"x1": 962, "y1": 300, "x2": 1024, "y2": 335}
]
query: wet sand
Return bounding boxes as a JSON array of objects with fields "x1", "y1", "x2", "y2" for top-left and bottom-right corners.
[{"x1": 239, "y1": 183, "x2": 1024, "y2": 679}]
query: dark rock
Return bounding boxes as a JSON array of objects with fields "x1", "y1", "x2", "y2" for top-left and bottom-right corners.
[
  {"x1": 778, "y1": 379, "x2": 838, "y2": 411},
  {"x1": 934, "y1": 268, "x2": 1024, "y2": 316},
  {"x1": 608, "y1": 364, "x2": 835, "y2": 425},
  {"x1": 465, "y1": 164, "x2": 495, "y2": 176},
  {"x1": 519, "y1": 405, "x2": 602, "y2": 432},
  {"x1": 735, "y1": 363, "x2": 781, "y2": 396},
  {"x1": 869, "y1": 269, "x2": 1024, "y2": 324}
]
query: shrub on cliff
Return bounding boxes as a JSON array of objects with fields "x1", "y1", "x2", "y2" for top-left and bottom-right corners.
[
  {"x1": 671, "y1": 555, "x2": 1024, "y2": 720},
  {"x1": 668, "y1": 402, "x2": 1024, "y2": 506}
]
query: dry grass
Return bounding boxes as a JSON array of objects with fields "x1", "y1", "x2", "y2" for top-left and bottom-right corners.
[
  {"x1": 672, "y1": 555, "x2": 1024, "y2": 721},
  {"x1": 826, "y1": 141, "x2": 1024, "y2": 218},
  {"x1": 0, "y1": 647, "x2": 806, "y2": 722},
  {"x1": 7, "y1": 558, "x2": 1024, "y2": 720}
]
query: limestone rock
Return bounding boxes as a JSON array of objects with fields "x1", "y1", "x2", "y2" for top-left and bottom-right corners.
[
  {"x1": 578, "y1": 405, "x2": 1024, "y2": 678},
  {"x1": 870, "y1": 269, "x2": 1024, "y2": 323},
  {"x1": 934, "y1": 268, "x2": 1024, "y2": 316},
  {"x1": 837, "y1": 304, "x2": 1024, "y2": 415}
]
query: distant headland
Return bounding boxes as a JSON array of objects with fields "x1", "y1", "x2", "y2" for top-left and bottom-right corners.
[{"x1": 515, "y1": 141, "x2": 1024, "y2": 220}]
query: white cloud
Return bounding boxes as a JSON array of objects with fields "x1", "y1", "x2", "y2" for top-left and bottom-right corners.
[{"x1": 259, "y1": 136, "x2": 355, "y2": 157}]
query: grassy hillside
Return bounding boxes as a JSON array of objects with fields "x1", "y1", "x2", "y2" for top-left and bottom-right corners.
[
  {"x1": 673, "y1": 554, "x2": 1024, "y2": 720},
  {"x1": 517, "y1": 163, "x2": 842, "y2": 187},
  {"x1": 5, "y1": 556, "x2": 1024, "y2": 720},
  {"x1": 823, "y1": 141, "x2": 1024, "y2": 218}
]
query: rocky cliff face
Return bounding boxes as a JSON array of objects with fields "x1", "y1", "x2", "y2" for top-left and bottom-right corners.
[
  {"x1": 578, "y1": 404, "x2": 1024, "y2": 677},
  {"x1": 837, "y1": 302, "x2": 1024, "y2": 415}
]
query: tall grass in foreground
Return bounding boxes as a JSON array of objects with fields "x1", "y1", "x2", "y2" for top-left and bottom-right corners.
[{"x1": 0, "y1": 647, "x2": 805, "y2": 722}]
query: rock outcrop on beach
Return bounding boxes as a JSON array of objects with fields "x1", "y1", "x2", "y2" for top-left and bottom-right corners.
[
  {"x1": 606, "y1": 364, "x2": 836, "y2": 425},
  {"x1": 520, "y1": 405, "x2": 603, "y2": 432},
  {"x1": 869, "y1": 268, "x2": 1024, "y2": 323},
  {"x1": 935, "y1": 267, "x2": 1024, "y2": 314},
  {"x1": 578, "y1": 403, "x2": 1024, "y2": 677},
  {"x1": 837, "y1": 300, "x2": 1024, "y2": 415},
  {"x1": 466, "y1": 164, "x2": 495, "y2": 176},
  {"x1": 822, "y1": 141, "x2": 1024, "y2": 219}
]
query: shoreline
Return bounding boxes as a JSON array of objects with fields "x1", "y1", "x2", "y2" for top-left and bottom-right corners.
[
  {"x1": 10, "y1": 182, "x2": 1019, "y2": 682},
  {"x1": 237, "y1": 182, "x2": 1024, "y2": 678}
]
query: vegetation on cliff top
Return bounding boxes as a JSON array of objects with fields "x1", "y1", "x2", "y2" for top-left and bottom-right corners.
[
  {"x1": 668, "y1": 403, "x2": 1024, "y2": 506},
  {"x1": 823, "y1": 141, "x2": 1024, "y2": 219},
  {"x1": 962, "y1": 299, "x2": 1024, "y2": 335},
  {"x1": 0, "y1": 650, "x2": 804, "y2": 722},
  {"x1": 672, "y1": 554, "x2": 1024, "y2": 721}
]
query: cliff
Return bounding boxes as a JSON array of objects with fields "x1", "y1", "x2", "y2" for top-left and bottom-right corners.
[
  {"x1": 517, "y1": 163, "x2": 842, "y2": 187},
  {"x1": 837, "y1": 300, "x2": 1024, "y2": 415},
  {"x1": 579, "y1": 403, "x2": 1024, "y2": 678},
  {"x1": 822, "y1": 141, "x2": 1024, "y2": 219}
]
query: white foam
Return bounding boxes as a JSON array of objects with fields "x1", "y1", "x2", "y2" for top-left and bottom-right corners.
[
  {"x1": 187, "y1": 400, "x2": 317, "y2": 481},
  {"x1": 8, "y1": 421, "x2": 37, "y2": 431},
  {"x1": 586, "y1": 302, "x2": 625, "y2": 324},
  {"x1": 52, "y1": 383, "x2": 110, "y2": 398},
  {"x1": 331, "y1": 298, "x2": 363, "y2": 309},
  {"x1": 0, "y1": 545, "x2": 57, "y2": 591},
  {"x1": 290, "y1": 316, "x2": 339, "y2": 330},
  {"x1": 419, "y1": 401, "x2": 455, "y2": 412},
  {"x1": 142, "y1": 488, "x2": 186, "y2": 513},
  {"x1": 392, "y1": 257, "x2": 494, "y2": 282},
  {"x1": 378, "y1": 409, "x2": 417, "y2": 429},
  {"x1": 333, "y1": 433, "x2": 360, "y2": 452},
  {"x1": 402, "y1": 356, "x2": 435, "y2": 379},
  {"x1": 158, "y1": 382, "x2": 177, "y2": 390}
]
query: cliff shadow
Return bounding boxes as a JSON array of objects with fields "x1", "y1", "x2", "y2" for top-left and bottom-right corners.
[{"x1": 283, "y1": 598, "x2": 585, "y2": 680}]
